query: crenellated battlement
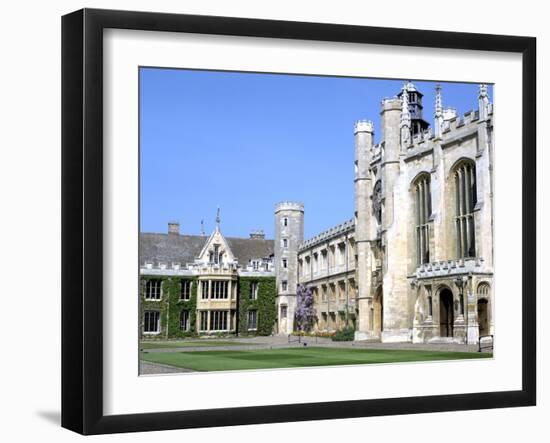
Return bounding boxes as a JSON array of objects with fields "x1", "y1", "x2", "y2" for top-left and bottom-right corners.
[
  {"x1": 299, "y1": 218, "x2": 355, "y2": 251},
  {"x1": 275, "y1": 201, "x2": 304, "y2": 212},
  {"x1": 405, "y1": 105, "x2": 492, "y2": 160},
  {"x1": 354, "y1": 119, "x2": 374, "y2": 134},
  {"x1": 380, "y1": 97, "x2": 401, "y2": 111}
]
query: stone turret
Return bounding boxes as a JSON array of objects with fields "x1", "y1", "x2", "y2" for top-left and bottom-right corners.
[
  {"x1": 354, "y1": 120, "x2": 375, "y2": 339},
  {"x1": 274, "y1": 201, "x2": 304, "y2": 334},
  {"x1": 168, "y1": 221, "x2": 180, "y2": 235},
  {"x1": 380, "y1": 97, "x2": 401, "y2": 229}
]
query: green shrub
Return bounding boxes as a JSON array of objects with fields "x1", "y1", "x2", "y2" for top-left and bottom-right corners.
[{"x1": 331, "y1": 327, "x2": 355, "y2": 342}]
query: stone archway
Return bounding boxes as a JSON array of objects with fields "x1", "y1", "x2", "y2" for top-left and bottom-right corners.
[
  {"x1": 439, "y1": 288, "x2": 454, "y2": 338},
  {"x1": 477, "y1": 282, "x2": 491, "y2": 337},
  {"x1": 478, "y1": 299, "x2": 489, "y2": 336},
  {"x1": 373, "y1": 287, "x2": 383, "y2": 336}
]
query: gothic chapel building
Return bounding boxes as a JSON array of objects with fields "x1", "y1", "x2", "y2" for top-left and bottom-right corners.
[{"x1": 140, "y1": 82, "x2": 494, "y2": 345}]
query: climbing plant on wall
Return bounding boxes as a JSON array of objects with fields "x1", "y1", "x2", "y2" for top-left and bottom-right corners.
[
  {"x1": 237, "y1": 277, "x2": 277, "y2": 336},
  {"x1": 140, "y1": 276, "x2": 198, "y2": 339}
]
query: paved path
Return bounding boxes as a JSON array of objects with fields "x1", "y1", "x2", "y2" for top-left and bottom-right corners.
[
  {"x1": 139, "y1": 360, "x2": 194, "y2": 375},
  {"x1": 141, "y1": 335, "x2": 485, "y2": 354}
]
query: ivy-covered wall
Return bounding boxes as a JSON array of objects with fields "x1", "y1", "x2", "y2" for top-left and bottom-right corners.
[
  {"x1": 140, "y1": 275, "x2": 276, "y2": 338},
  {"x1": 140, "y1": 275, "x2": 198, "y2": 339},
  {"x1": 237, "y1": 277, "x2": 277, "y2": 336}
]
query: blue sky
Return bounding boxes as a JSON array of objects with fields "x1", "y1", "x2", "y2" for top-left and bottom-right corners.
[{"x1": 140, "y1": 68, "x2": 492, "y2": 240}]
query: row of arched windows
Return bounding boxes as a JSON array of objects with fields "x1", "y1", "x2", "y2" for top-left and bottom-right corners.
[
  {"x1": 373, "y1": 159, "x2": 478, "y2": 266},
  {"x1": 416, "y1": 159, "x2": 476, "y2": 264}
]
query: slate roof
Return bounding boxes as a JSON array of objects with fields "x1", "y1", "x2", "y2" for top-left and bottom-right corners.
[{"x1": 140, "y1": 233, "x2": 274, "y2": 267}]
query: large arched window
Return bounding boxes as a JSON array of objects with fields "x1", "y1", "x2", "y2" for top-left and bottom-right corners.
[
  {"x1": 414, "y1": 174, "x2": 432, "y2": 265},
  {"x1": 453, "y1": 160, "x2": 477, "y2": 258}
]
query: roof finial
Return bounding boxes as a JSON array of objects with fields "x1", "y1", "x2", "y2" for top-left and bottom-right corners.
[
  {"x1": 200, "y1": 219, "x2": 205, "y2": 236},
  {"x1": 478, "y1": 84, "x2": 490, "y2": 120},
  {"x1": 215, "y1": 206, "x2": 221, "y2": 228},
  {"x1": 435, "y1": 84, "x2": 442, "y2": 116}
]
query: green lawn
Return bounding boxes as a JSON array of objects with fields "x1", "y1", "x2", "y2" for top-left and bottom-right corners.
[
  {"x1": 140, "y1": 346, "x2": 491, "y2": 371},
  {"x1": 140, "y1": 340, "x2": 255, "y2": 350}
]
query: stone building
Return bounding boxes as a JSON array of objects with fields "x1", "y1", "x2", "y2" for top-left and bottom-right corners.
[
  {"x1": 140, "y1": 81, "x2": 494, "y2": 345},
  {"x1": 277, "y1": 82, "x2": 494, "y2": 345},
  {"x1": 139, "y1": 214, "x2": 277, "y2": 338}
]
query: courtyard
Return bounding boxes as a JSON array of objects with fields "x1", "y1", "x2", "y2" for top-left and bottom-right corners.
[{"x1": 139, "y1": 336, "x2": 492, "y2": 374}]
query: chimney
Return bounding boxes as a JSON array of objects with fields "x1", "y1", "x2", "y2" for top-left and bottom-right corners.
[
  {"x1": 168, "y1": 221, "x2": 180, "y2": 235},
  {"x1": 249, "y1": 229, "x2": 265, "y2": 240}
]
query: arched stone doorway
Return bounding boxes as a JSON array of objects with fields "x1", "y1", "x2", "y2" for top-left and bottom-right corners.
[
  {"x1": 373, "y1": 287, "x2": 383, "y2": 336},
  {"x1": 439, "y1": 288, "x2": 454, "y2": 338},
  {"x1": 478, "y1": 299, "x2": 489, "y2": 336},
  {"x1": 477, "y1": 283, "x2": 491, "y2": 336},
  {"x1": 279, "y1": 305, "x2": 288, "y2": 334}
]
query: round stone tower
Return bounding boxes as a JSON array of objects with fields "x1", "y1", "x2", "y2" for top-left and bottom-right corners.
[{"x1": 274, "y1": 201, "x2": 304, "y2": 335}]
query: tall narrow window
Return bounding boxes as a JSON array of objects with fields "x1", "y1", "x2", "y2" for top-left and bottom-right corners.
[
  {"x1": 199, "y1": 311, "x2": 208, "y2": 331},
  {"x1": 180, "y1": 310, "x2": 190, "y2": 331},
  {"x1": 250, "y1": 282, "x2": 258, "y2": 299},
  {"x1": 214, "y1": 245, "x2": 220, "y2": 264},
  {"x1": 143, "y1": 310, "x2": 160, "y2": 333},
  {"x1": 180, "y1": 280, "x2": 191, "y2": 300},
  {"x1": 247, "y1": 310, "x2": 257, "y2": 330},
  {"x1": 281, "y1": 280, "x2": 288, "y2": 292},
  {"x1": 282, "y1": 258, "x2": 287, "y2": 269},
  {"x1": 145, "y1": 279, "x2": 162, "y2": 300},
  {"x1": 201, "y1": 280, "x2": 209, "y2": 299},
  {"x1": 454, "y1": 161, "x2": 477, "y2": 258},
  {"x1": 414, "y1": 174, "x2": 432, "y2": 265}
]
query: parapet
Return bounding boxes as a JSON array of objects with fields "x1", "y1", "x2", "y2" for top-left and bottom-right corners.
[
  {"x1": 380, "y1": 97, "x2": 401, "y2": 112},
  {"x1": 299, "y1": 218, "x2": 355, "y2": 251},
  {"x1": 354, "y1": 119, "x2": 374, "y2": 134},
  {"x1": 275, "y1": 201, "x2": 304, "y2": 213}
]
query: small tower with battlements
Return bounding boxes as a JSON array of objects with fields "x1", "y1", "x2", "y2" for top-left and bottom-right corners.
[
  {"x1": 397, "y1": 81, "x2": 430, "y2": 139},
  {"x1": 353, "y1": 120, "x2": 375, "y2": 339},
  {"x1": 274, "y1": 201, "x2": 304, "y2": 334}
]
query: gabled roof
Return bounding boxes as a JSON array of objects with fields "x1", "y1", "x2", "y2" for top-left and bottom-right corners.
[
  {"x1": 140, "y1": 232, "x2": 274, "y2": 267},
  {"x1": 197, "y1": 227, "x2": 236, "y2": 263}
]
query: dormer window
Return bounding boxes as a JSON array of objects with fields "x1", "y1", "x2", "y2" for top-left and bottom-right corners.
[{"x1": 209, "y1": 244, "x2": 222, "y2": 265}]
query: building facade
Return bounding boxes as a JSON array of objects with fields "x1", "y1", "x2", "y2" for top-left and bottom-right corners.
[
  {"x1": 140, "y1": 82, "x2": 494, "y2": 345},
  {"x1": 139, "y1": 218, "x2": 277, "y2": 339},
  {"x1": 277, "y1": 82, "x2": 494, "y2": 345}
]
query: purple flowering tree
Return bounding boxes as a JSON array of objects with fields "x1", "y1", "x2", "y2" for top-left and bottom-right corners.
[{"x1": 294, "y1": 284, "x2": 315, "y2": 332}]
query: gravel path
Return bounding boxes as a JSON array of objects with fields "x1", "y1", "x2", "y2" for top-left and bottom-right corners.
[
  {"x1": 139, "y1": 360, "x2": 194, "y2": 375},
  {"x1": 141, "y1": 335, "x2": 486, "y2": 354}
]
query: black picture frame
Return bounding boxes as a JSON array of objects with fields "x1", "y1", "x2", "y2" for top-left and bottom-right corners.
[{"x1": 62, "y1": 8, "x2": 536, "y2": 435}]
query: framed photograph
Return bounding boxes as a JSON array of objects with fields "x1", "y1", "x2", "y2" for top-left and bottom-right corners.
[{"x1": 61, "y1": 8, "x2": 536, "y2": 435}]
